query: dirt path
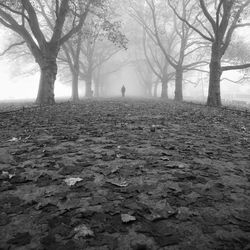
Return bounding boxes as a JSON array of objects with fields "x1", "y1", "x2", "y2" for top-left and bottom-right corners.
[{"x1": 0, "y1": 98, "x2": 249, "y2": 250}]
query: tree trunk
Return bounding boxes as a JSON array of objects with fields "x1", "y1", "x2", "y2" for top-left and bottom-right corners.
[
  {"x1": 94, "y1": 80, "x2": 100, "y2": 97},
  {"x1": 71, "y1": 32, "x2": 81, "y2": 102},
  {"x1": 174, "y1": 67, "x2": 183, "y2": 101},
  {"x1": 71, "y1": 71, "x2": 79, "y2": 102},
  {"x1": 207, "y1": 44, "x2": 222, "y2": 107},
  {"x1": 161, "y1": 78, "x2": 168, "y2": 98},
  {"x1": 85, "y1": 75, "x2": 92, "y2": 97},
  {"x1": 36, "y1": 59, "x2": 57, "y2": 105}
]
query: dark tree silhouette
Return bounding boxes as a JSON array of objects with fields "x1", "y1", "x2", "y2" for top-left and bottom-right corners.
[
  {"x1": 0, "y1": 0, "x2": 93, "y2": 104},
  {"x1": 169, "y1": 0, "x2": 250, "y2": 106}
]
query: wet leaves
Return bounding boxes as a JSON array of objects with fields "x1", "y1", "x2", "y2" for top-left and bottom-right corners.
[
  {"x1": 0, "y1": 99, "x2": 249, "y2": 249},
  {"x1": 7, "y1": 232, "x2": 32, "y2": 246}
]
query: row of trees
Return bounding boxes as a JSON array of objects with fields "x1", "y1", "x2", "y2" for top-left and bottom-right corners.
[
  {"x1": 0, "y1": 0, "x2": 127, "y2": 104},
  {"x1": 1, "y1": 0, "x2": 250, "y2": 106},
  {"x1": 129, "y1": 0, "x2": 250, "y2": 106}
]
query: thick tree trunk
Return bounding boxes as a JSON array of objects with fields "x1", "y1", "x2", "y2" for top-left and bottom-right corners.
[
  {"x1": 71, "y1": 33, "x2": 81, "y2": 102},
  {"x1": 207, "y1": 44, "x2": 222, "y2": 107},
  {"x1": 161, "y1": 78, "x2": 168, "y2": 98},
  {"x1": 36, "y1": 59, "x2": 57, "y2": 105},
  {"x1": 174, "y1": 67, "x2": 183, "y2": 101},
  {"x1": 71, "y1": 72, "x2": 79, "y2": 102},
  {"x1": 94, "y1": 80, "x2": 100, "y2": 97}
]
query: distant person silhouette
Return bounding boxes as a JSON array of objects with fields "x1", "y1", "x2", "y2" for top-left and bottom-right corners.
[{"x1": 121, "y1": 85, "x2": 126, "y2": 97}]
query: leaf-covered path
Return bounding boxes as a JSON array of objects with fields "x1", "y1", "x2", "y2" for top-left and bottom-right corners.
[{"x1": 0, "y1": 98, "x2": 249, "y2": 250}]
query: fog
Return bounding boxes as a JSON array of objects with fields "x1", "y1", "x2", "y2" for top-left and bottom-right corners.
[
  {"x1": 0, "y1": 60, "x2": 249, "y2": 103},
  {"x1": 0, "y1": 1, "x2": 250, "y2": 105}
]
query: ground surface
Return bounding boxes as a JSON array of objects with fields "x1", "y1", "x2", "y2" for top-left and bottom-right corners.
[{"x1": 0, "y1": 98, "x2": 249, "y2": 250}]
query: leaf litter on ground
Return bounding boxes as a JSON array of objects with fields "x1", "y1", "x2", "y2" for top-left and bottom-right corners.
[{"x1": 0, "y1": 98, "x2": 249, "y2": 250}]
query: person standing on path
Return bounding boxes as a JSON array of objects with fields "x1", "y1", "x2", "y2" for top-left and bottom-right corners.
[{"x1": 121, "y1": 85, "x2": 126, "y2": 97}]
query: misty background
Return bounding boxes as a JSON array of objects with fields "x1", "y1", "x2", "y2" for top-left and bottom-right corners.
[{"x1": 0, "y1": 1, "x2": 249, "y2": 103}]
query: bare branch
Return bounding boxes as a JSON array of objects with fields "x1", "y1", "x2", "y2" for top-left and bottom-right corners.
[
  {"x1": 0, "y1": 3, "x2": 29, "y2": 22},
  {"x1": 59, "y1": 0, "x2": 91, "y2": 45},
  {"x1": 222, "y1": 63, "x2": 250, "y2": 71},
  {"x1": 0, "y1": 41, "x2": 25, "y2": 56},
  {"x1": 146, "y1": 0, "x2": 176, "y2": 68},
  {"x1": 21, "y1": 0, "x2": 47, "y2": 47},
  {"x1": 168, "y1": 0, "x2": 214, "y2": 42},
  {"x1": 221, "y1": 76, "x2": 250, "y2": 84},
  {"x1": 199, "y1": 0, "x2": 216, "y2": 31}
]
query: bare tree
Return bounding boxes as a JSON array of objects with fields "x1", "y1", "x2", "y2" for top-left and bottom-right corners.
[
  {"x1": 36, "y1": 0, "x2": 86, "y2": 102},
  {"x1": 169, "y1": 0, "x2": 250, "y2": 106},
  {"x1": 78, "y1": 18, "x2": 127, "y2": 97},
  {"x1": 0, "y1": 0, "x2": 92, "y2": 104},
  {"x1": 130, "y1": 0, "x2": 207, "y2": 102},
  {"x1": 132, "y1": 56, "x2": 154, "y2": 97},
  {"x1": 142, "y1": 29, "x2": 175, "y2": 98}
]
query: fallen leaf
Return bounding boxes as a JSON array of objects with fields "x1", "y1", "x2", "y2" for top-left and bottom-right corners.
[
  {"x1": 74, "y1": 224, "x2": 94, "y2": 239},
  {"x1": 165, "y1": 161, "x2": 189, "y2": 169},
  {"x1": 64, "y1": 177, "x2": 83, "y2": 186},
  {"x1": 106, "y1": 178, "x2": 128, "y2": 187},
  {"x1": 110, "y1": 165, "x2": 120, "y2": 174},
  {"x1": 8, "y1": 137, "x2": 20, "y2": 142},
  {"x1": 121, "y1": 214, "x2": 136, "y2": 223}
]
